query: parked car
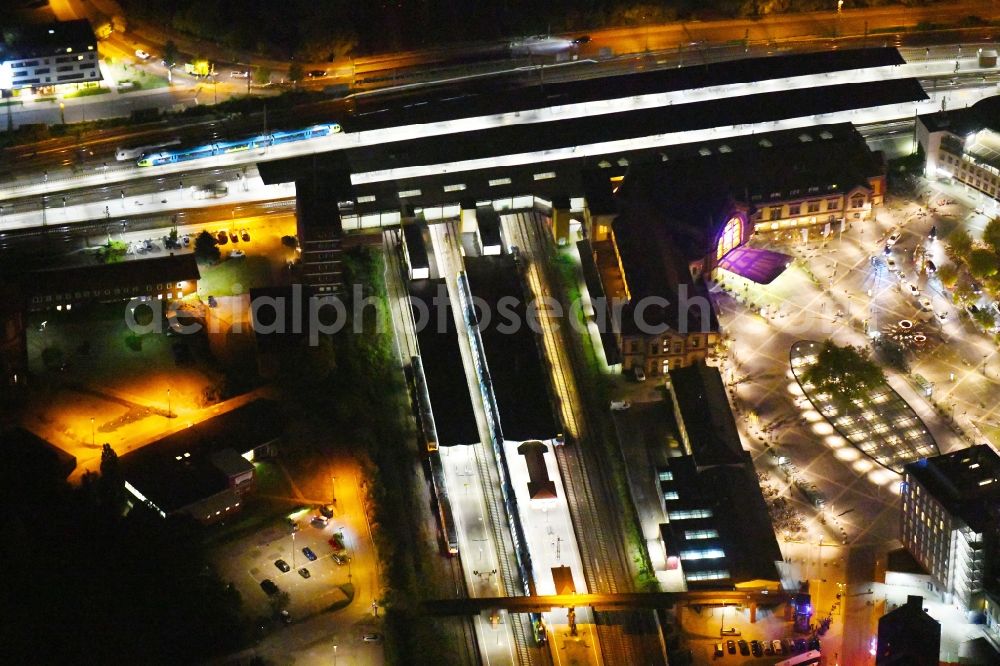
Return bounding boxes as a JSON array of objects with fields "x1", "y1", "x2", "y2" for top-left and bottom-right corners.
[
  {"x1": 311, "y1": 515, "x2": 329, "y2": 528},
  {"x1": 886, "y1": 257, "x2": 898, "y2": 272},
  {"x1": 900, "y1": 280, "x2": 920, "y2": 298},
  {"x1": 280, "y1": 609, "x2": 291, "y2": 624},
  {"x1": 306, "y1": 69, "x2": 327, "y2": 78},
  {"x1": 230, "y1": 70, "x2": 250, "y2": 78},
  {"x1": 808, "y1": 637, "x2": 821, "y2": 651},
  {"x1": 714, "y1": 643, "x2": 724, "y2": 657},
  {"x1": 887, "y1": 229, "x2": 902, "y2": 245},
  {"x1": 750, "y1": 640, "x2": 763, "y2": 657},
  {"x1": 319, "y1": 504, "x2": 335, "y2": 518},
  {"x1": 572, "y1": 35, "x2": 591, "y2": 45},
  {"x1": 332, "y1": 553, "x2": 349, "y2": 566},
  {"x1": 633, "y1": 365, "x2": 646, "y2": 382},
  {"x1": 764, "y1": 640, "x2": 774, "y2": 655},
  {"x1": 925, "y1": 259, "x2": 937, "y2": 273},
  {"x1": 298, "y1": 567, "x2": 311, "y2": 579},
  {"x1": 240, "y1": 229, "x2": 250, "y2": 242},
  {"x1": 726, "y1": 639, "x2": 736, "y2": 654},
  {"x1": 230, "y1": 249, "x2": 245, "y2": 258},
  {"x1": 302, "y1": 547, "x2": 317, "y2": 561},
  {"x1": 182, "y1": 235, "x2": 191, "y2": 246},
  {"x1": 216, "y1": 231, "x2": 228, "y2": 245},
  {"x1": 362, "y1": 633, "x2": 383, "y2": 643},
  {"x1": 274, "y1": 559, "x2": 291, "y2": 572},
  {"x1": 918, "y1": 297, "x2": 933, "y2": 312},
  {"x1": 229, "y1": 231, "x2": 239, "y2": 243},
  {"x1": 737, "y1": 640, "x2": 749, "y2": 656},
  {"x1": 259, "y1": 579, "x2": 279, "y2": 595},
  {"x1": 772, "y1": 639, "x2": 783, "y2": 655},
  {"x1": 135, "y1": 49, "x2": 151, "y2": 60},
  {"x1": 937, "y1": 309, "x2": 949, "y2": 322},
  {"x1": 610, "y1": 400, "x2": 631, "y2": 411},
  {"x1": 794, "y1": 638, "x2": 808, "y2": 653}
]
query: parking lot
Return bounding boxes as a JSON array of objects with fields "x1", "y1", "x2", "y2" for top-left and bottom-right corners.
[{"x1": 212, "y1": 509, "x2": 357, "y2": 620}]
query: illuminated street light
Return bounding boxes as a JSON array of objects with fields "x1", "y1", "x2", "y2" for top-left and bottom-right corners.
[
  {"x1": 166, "y1": 388, "x2": 171, "y2": 418},
  {"x1": 90, "y1": 417, "x2": 95, "y2": 447}
]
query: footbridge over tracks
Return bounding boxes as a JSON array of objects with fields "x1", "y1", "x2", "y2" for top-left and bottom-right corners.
[{"x1": 421, "y1": 590, "x2": 790, "y2": 616}]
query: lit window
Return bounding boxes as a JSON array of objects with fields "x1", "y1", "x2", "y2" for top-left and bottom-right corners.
[
  {"x1": 685, "y1": 529, "x2": 719, "y2": 540},
  {"x1": 533, "y1": 172, "x2": 556, "y2": 181},
  {"x1": 658, "y1": 471, "x2": 674, "y2": 481},
  {"x1": 758, "y1": 139, "x2": 773, "y2": 148},
  {"x1": 798, "y1": 133, "x2": 813, "y2": 142},
  {"x1": 668, "y1": 509, "x2": 713, "y2": 520},
  {"x1": 357, "y1": 195, "x2": 375, "y2": 203},
  {"x1": 718, "y1": 144, "x2": 732, "y2": 153},
  {"x1": 680, "y1": 548, "x2": 725, "y2": 560},
  {"x1": 443, "y1": 183, "x2": 466, "y2": 192},
  {"x1": 398, "y1": 189, "x2": 421, "y2": 198},
  {"x1": 820, "y1": 130, "x2": 834, "y2": 140},
  {"x1": 489, "y1": 177, "x2": 511, "y2": 186},
  {"x1": 685, "y1": 569, "x2": 730, "y2": 582},
  {"x1": 663, "y1": 491, "x2": 679, "y2": 501},
  {"x1": 698, "y1": 147, "x2": 712, "y2": 156}
]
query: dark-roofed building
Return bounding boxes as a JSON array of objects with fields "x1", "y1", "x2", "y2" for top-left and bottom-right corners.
[
  {"x1": 901, "y1": 446, "x2": 1000, "y2": 631},
  {"x1": 0, "y1": 20, "x2": 100, "y2": 91},
  {"x1": 584, "y1": 122, "x2": 884, "y2": 378},
  {"x1": 876, "y1": 595, "x2": 940, "y2": 666},
  {"x1": 464, "y1": 255, "x2": 559, "y2": 442},
  {"x1": 918, "y1": 95, "x2": 1000, "y2": 205},
  {"x1": 0, "y1": 281, "x2": 28, "y2": 396},
  {"x1": 120, "y1": 400, "x2": 283, "y2": 523},
  {"x1": 517, "y1": 440, "x2": 557, "y2": 501},
  {"x1": 27, "y1": 254, "x2": 200, "y2": 311},
  {"x1": 657, "y1": 363, "x2": 782, "y2": 590}
]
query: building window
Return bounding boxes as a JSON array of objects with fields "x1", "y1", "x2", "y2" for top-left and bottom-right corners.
[
  {"x1": 685, "y1": 569, "x2": 730, "y2": 582},
  {"x1": 788, "y1": 204, "x2": 801, "y2": 216},
  {"x1": 398, "y1": 189, "x2": 421, "y2": 198},
  {"x1": 807, "y1": 201, "x2": 820, "y2": 213},
  {"x1": 769, "y1": 206, "x2": 782, "y2": 220},
  {"x1": 826, "y1": 198, "x2": 839, "y2": 210},
  {"x1": 356, "y1": 195, "x2": 375, "y2": 203},
  {"x1": 533, "y1": 172, "x2": 556, "y2": 180},
  {"x1": 658, "y1": 471, "x2": 674, "y2": 481},
  {"x1": 668, "y1": 508, "x2": 713, "y2": 520},
  {"x1": 851, "y1": 195, "x2": 865, "y2": 208},
  {"x1": 716, "y1": 215, "x2": 742, "y2": 260},
  {"x1": 489, "y1": 177, "x2": 511, "y2": 187},
  {"x1": 663, "y1": 491, "x2": 679, "y2": 501},
  {"x1": 680, "y1": 548, "x2": 726, "y2": 560},
  {"x1": 672, "y1": 343, "x2": 682, "y2": 354},
  {"x1": 685, "y1": 529, "x2": 720, "y2": 540}
]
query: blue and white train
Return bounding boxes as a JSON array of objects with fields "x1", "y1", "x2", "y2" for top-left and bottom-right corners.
[{"x1": 136, "y1": 123, "x2": 342, "y2": 167}]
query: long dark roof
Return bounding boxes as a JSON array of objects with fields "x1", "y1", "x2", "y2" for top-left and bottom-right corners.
[
  {"x1": 904, "y1": 445, "x2": 1000, "y2": 534},
  {"x1": 0, "y1": 20, "x2": 96, "y2": 61},
  {"x1": 28, "y1": 254, "x2": 200, "y2": 297},
  {"x1": 120, "y1": 400, "x2": 284, "y2": 513},
  {"x1": 669, "y1": 364, "x2": 745, "y2": 467},
  {"x1": 346, "y1": 48, "x2": 906, "y2": 132},
  {"x1": 410, "y1": 278, "x2": 479, "y2": 446},
  {"x1": 465, "y1": 256, "x2": 559, "y2": 442}
]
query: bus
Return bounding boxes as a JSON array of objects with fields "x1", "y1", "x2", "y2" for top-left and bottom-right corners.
[{"x1": 775, "y1": 650, "x2": 821, "y2": 666}]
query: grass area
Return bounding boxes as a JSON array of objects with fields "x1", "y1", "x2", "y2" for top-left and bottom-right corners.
[
  {"x1": 63, "y1": 86, "x2": 111, "y2": 99},
  {"x1": 118, "y1": 74, "x2": 171, "y2": 93},
  {"x1": 550, "y1": 249, "x2": 658, "y2": 591},
  {"x1": 198, "y1": 255, "x2": 271, "y2": 296}
]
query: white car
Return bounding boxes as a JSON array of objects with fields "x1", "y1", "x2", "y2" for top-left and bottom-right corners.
[
  {"x1": 230, "y1": 70, "x2": 250, "y2": 79},
  {"x1": 230, "y1": 249, "x2": 245, "y2": 258},
  {"x1": 900, "y1": 280, "x2": 920, "y2": 298},
  {"x1": 918, "y1": 297, "x2": 933, "y2": 312},
  {"x1": 887, "y1": 230, "x2": 902, "y2": 246},
  {"x1": 936, "y1": 310, "x2": 949, "y2": 322},
  {"x1": 885, "y1": 257, "x2": 899, "y2": 272},
  {"x1": 610, "y1": 400, "x2": 631, "y2": 411},
  {"x1": 134, "y1": 49, "x2": 151, "y2": 60}
]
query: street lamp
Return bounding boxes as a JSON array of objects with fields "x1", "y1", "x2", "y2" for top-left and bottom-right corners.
[
  {"x1": 166, "y1": 388, "x2": 171, "y2": 418},
  {"x1": 90, "y1": 417, "x2": 95, "y2": 447},
  {"x1": 59, "y1": 101, "x2": 65, "y2": 125}
]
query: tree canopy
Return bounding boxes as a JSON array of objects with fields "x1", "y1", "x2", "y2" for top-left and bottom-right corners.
[
  {"x1": 194, "y1": 229, "x2": 220, "y2": 262},
  {"x1": 800, "y1": 340, "x2": 886, "y2": 408}
]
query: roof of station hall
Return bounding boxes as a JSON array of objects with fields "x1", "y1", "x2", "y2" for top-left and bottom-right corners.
[{"x1": 342, "y1": 47, "x2": 906, "y2": 132}]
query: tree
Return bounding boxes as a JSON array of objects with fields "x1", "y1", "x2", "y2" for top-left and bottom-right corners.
[
  {"x1": 937, "y1": 262, "x2": 959, "y2": 288},
  {"x1": 281, "y1": 235, "x2": 298, "y2": 249},
  {"x1": 801, "y1": 340, "x2": 886, "y2": 409},
  {"x1": 968, "y1": 248, "x2": 999, "y2": 279},
  {"x1": 287, "y1": 62, "x2": 303, "y2": 85},
  {"x1": 973, "y1": 307, "x2": 997, "y2": 330},
  {"x1": 194, "y1": 230, "x2": 220, "y2": 262},
  {"x1": 253, "y1": 65, "x2": 271, "y2": 86},
  {"x1": 99, "y1": 443, "x2": 126, "y2": 515},
  {"x1": 162, "y1": 39, "x2": 179, "y2": 68},
  {"x1": 97, "y1": 239, "x2": 127, "y2": 264},
  {"x1": 946, "y1": 228, "x2": 974, "y2": 264},
  {"x1": 984, "y1": 217, "x2": 1000, "y2": 255}
]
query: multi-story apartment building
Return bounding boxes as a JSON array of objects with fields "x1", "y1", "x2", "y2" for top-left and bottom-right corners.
[
  {"x1": 0, "y1": 20, "x2": 100, "y2": 92},
  {"x1": 901, "y1": 446, "x2": 1000, "y2": 633},
  {"x1": 918, "y1": 96, "x2": 1000, "y2": 206}
]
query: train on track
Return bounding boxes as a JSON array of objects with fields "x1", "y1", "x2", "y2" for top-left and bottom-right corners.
[{"x1": 136, "y1": 123, "x2": 342, "y2": 167}]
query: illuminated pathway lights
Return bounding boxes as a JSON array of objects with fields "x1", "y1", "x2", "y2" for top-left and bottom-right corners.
[{"x1": 789, "y1": 340, "x2": 938, "y2": 473}]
